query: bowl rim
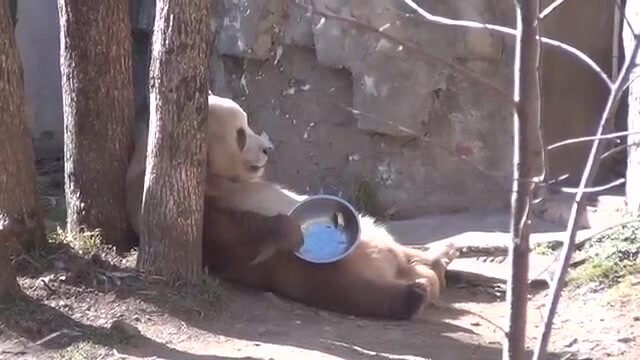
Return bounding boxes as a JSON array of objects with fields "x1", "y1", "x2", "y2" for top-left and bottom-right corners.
[{"x1": 288, "y1": 194, "x2": 361, "y2": 264}]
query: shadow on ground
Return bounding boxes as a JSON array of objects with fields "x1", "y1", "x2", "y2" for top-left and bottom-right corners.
[
  {"x1": 0, "y1": 293, "x2": 260, "y2": 360},
  {"x1": 1, "y1": 242, "x2": 570, "y2": 360}
]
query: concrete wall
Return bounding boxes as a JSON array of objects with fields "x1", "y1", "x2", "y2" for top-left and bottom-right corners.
[
  {"x1": 539, "y1": 0, "x2": 616, "y2": 186},
  {"x1": 16, "y1": 0, "x2": 616, "y2": 219},
  {"x1": 15, "y1": 0, "x2": 64, "y2": 159},
  {"x1": 206, "y1": 0, "x2": 516, "y2": 219}
]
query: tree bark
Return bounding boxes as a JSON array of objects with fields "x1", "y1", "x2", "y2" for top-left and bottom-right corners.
[
  {"x1": 137, "y1": 0, "x2": 211, "y2": 282},
  {"x1": 0, "y1": 214, "x2": 23, "y2": 299},
  {"x1": 505, "y1": 1, "x2": 540, "y2": 360},
  {"x1": 0, "y1": 0, "x2": 46, "y2": 257},
  {"x1": 624, "y1": 0, "x2": 640, "y2": 212},
  {"x1": 58, "y1": 0, "x2": 136, "y2": 251},
  {"x1": 0, "y1": 250, "x2": 20, "y2": 300},
  {"x1": 0, "y1": 0, "x2": 46, "y2": 297}
]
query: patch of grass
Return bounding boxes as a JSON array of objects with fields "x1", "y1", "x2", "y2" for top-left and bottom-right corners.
[
  {"x1": 54, "y1": 341, "x2": 112, "y2": 360},
  {"x1": 197, "y1": 274, "x2": 226, "y2": 301},
  {"x1": 607, "y1": 275, "x2": 639, "y2": 300},
  {"x1": 49, "y1": 226, "x2": 104, "y2": 255},
  {"x1": 351, "y1": 178, "x2": 381, "y2": 217},
  {"x1": 531, "y1": 242, "x2": 556, "y2": 256},
  {"x1": 568, "y1": 216, "x2": 640, "y2": 289},
  {"x1": 161, "y1": 274, "x2": 230, "y2": 316},
  {"x1": 52, "y1": 327, "x2": 133, "y2": 360}
]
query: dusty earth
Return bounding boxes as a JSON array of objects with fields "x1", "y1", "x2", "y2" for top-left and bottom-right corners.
[
  {"x1": 1, "y1": 159, "x2": 638, "y2": 360},
  {"x1": 0, "y1": 234, "x2": 638, "y2": 360}
]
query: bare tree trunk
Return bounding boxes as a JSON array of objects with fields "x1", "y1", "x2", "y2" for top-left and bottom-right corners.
[
  {"x1": 137, "y1": 0, "x2": 211, "y2": 282},
  {"x1": 0, "y1": 0, "x2": 45, "y2": 297},
  {"x1": 0, "y1": 0, "x2": 46, "y2": 258},
  {"x1": 505, "y1": 1, "x2": 540, "y2": 359},
  {"x1": 58, "y1": 0, "x2": 136, "y2": 251},
  {"x1": 0, "y1": 248, "x2": 20, "y2": 299},
  {"x1": 625, "y1": 0, "x2": 640, "y2": 212},
  {"x1": 0, "y1": 213, "x2": 24, "y2": 299}
]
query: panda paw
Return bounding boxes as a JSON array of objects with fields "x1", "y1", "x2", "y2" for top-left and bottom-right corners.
[
  {"x1": 270, "y1": 214, "x2": 304, "y2": 252},
  {"x1": 393, "y1": 280, "x2": 429, "y2": 320}
]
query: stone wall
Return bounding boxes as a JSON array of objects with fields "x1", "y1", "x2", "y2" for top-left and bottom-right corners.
[
  {"x1": 16, "y1": 0, "x2": 616, "y2": 220},
  {"x1": 207, "y1": 0, "x2": 516, "y2": 219}
]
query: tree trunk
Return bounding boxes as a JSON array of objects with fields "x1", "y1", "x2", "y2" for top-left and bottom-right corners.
[
  {"x1": 0, "y1": 0, "x2": 46, "y2": 258},
  {"x1": 58, "y1": 0, "x2": 136, "y2": 251},
  {"x1": 137, "y1": 0, "x2": 211, "y2": 282},
  {"x1": 0, "y1": 214, "x2": 23, "y2": 299},
  {"x1": 624, "y1": 0, "x2": 640, "y2": 212},
  {"x1": 505, "y1": 1, "x2": 540, "y2": 359},
  {"x1": 0, "y1": 0, "x2": 45, "y2": 297},
  {"x1": 0, "y1": 251, "x2": 20, "y2": 300}
]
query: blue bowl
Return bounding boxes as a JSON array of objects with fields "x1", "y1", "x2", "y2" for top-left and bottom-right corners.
[{"x1": 288, "y1": 195, "x2": 361, "y2": 264}]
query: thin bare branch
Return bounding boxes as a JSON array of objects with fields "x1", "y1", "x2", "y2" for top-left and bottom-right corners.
[
  {"x1": 555, "y1": 178, "x2": 625, "y2": 193},
  {"x1": 532, "y1": 30, "x2": 640, "y2": 360},
  {"x1": 400, "y1": 0, "x2": 612, "y2": 87},
  {"x1": 600, "y1": 139, "x2": 640, "y2": 159},
  {"x1": 537, "y1": 139, "x2": 638, "y2": 192},
  {"x1": 539, "y1": 0, "x2": 567, "y2": 20},
  {"x1": 616, "y1": 0, "x2": 637, "y2": 35},
  {"x1": 547, "y1": 129, "x2": 640, "y2": 150}
]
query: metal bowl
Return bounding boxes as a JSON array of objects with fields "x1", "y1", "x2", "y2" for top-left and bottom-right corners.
[{"x1": 288, "y1": 194, "x2": 361, "y2": 264}]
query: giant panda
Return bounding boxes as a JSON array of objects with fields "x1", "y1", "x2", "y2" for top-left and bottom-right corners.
[{"x1": 126, "y1": 94, "x2": 459, "y2": 320}]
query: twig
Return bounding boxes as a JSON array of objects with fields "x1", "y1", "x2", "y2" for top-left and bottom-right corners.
[
  {"x1": 616, "y1": 0, "x2": 637, "y2": 35},
  {"x1": 547, "y1": 130, "x2": 640, "y2": 150},
  {"x1": 532, "y1": 30, "x2": 640, "y2": 360},
  {"x1": 537, "y1": 139, "x2": 639, "y2": 191},
  {"x1": 400, "y1": 0, "x2": 612, "y2": 87},
  {"x1": 600, "y1": 139, "x2": 640, "y2": 159},
  {"x1": 539, "y1": 0, "x2": 567, "y2": 20},
  {"x1": 554, "y1": 178, "x2": 625, "y2": 193}
]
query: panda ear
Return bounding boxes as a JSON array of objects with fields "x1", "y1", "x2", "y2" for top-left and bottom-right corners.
[
  {"x1": 236, "y1": 127, "x2": 247, "y2": 151},
  {"x1": 259, "y1": 131, "x2": 273, "y2": 148}
]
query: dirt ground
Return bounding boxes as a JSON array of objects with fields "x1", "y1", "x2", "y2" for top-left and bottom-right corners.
[
  {"x1": 0, "y1": 240, "x2": 638, "y2": 360},
  {"x1": 1, "y1": 158, "x2": 638, "y2": 360}
]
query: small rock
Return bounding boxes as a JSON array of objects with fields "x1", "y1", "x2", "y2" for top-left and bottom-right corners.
[
  {"x1": 617, "y1": 336, "x2": 634, "y2": 344},
  {"x1": 110, "y1": 319, "x2": 141, "y2": 337},
  {"x1": 470, "y1": 322, "x2": 481, "y2": 327},
  {"x1": 563, "y1": 338, "x2": 578, "y2": 348}
]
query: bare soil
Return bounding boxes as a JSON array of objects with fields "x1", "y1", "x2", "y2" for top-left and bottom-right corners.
[
  {"x1": 0, "y1": 241, "x2": 638, "y2": 360},
  {"x1": 1, "y1": 158, "x2": 637, "y2": 360}
]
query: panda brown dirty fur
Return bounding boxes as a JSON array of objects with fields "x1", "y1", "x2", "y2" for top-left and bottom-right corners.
[
  {"x1": 201, "y1": 198, "x2": 455, "y2": 320},
  {"x1": 126, "y1": 94, "x2": 460, "y2": 320}
]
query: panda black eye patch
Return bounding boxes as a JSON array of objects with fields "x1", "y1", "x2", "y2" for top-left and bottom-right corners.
[{"x1": 236, "y1": 127, "x2": 247, "y2": 151}]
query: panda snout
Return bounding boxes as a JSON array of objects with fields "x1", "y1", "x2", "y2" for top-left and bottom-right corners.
[{"x1": 262, "y1": 144, "x2": 274, "y2": 155}]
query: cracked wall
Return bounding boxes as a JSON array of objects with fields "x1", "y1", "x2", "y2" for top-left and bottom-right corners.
[{"x1": 17, "y1": 0, "x2": 615, "y2": 219}]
